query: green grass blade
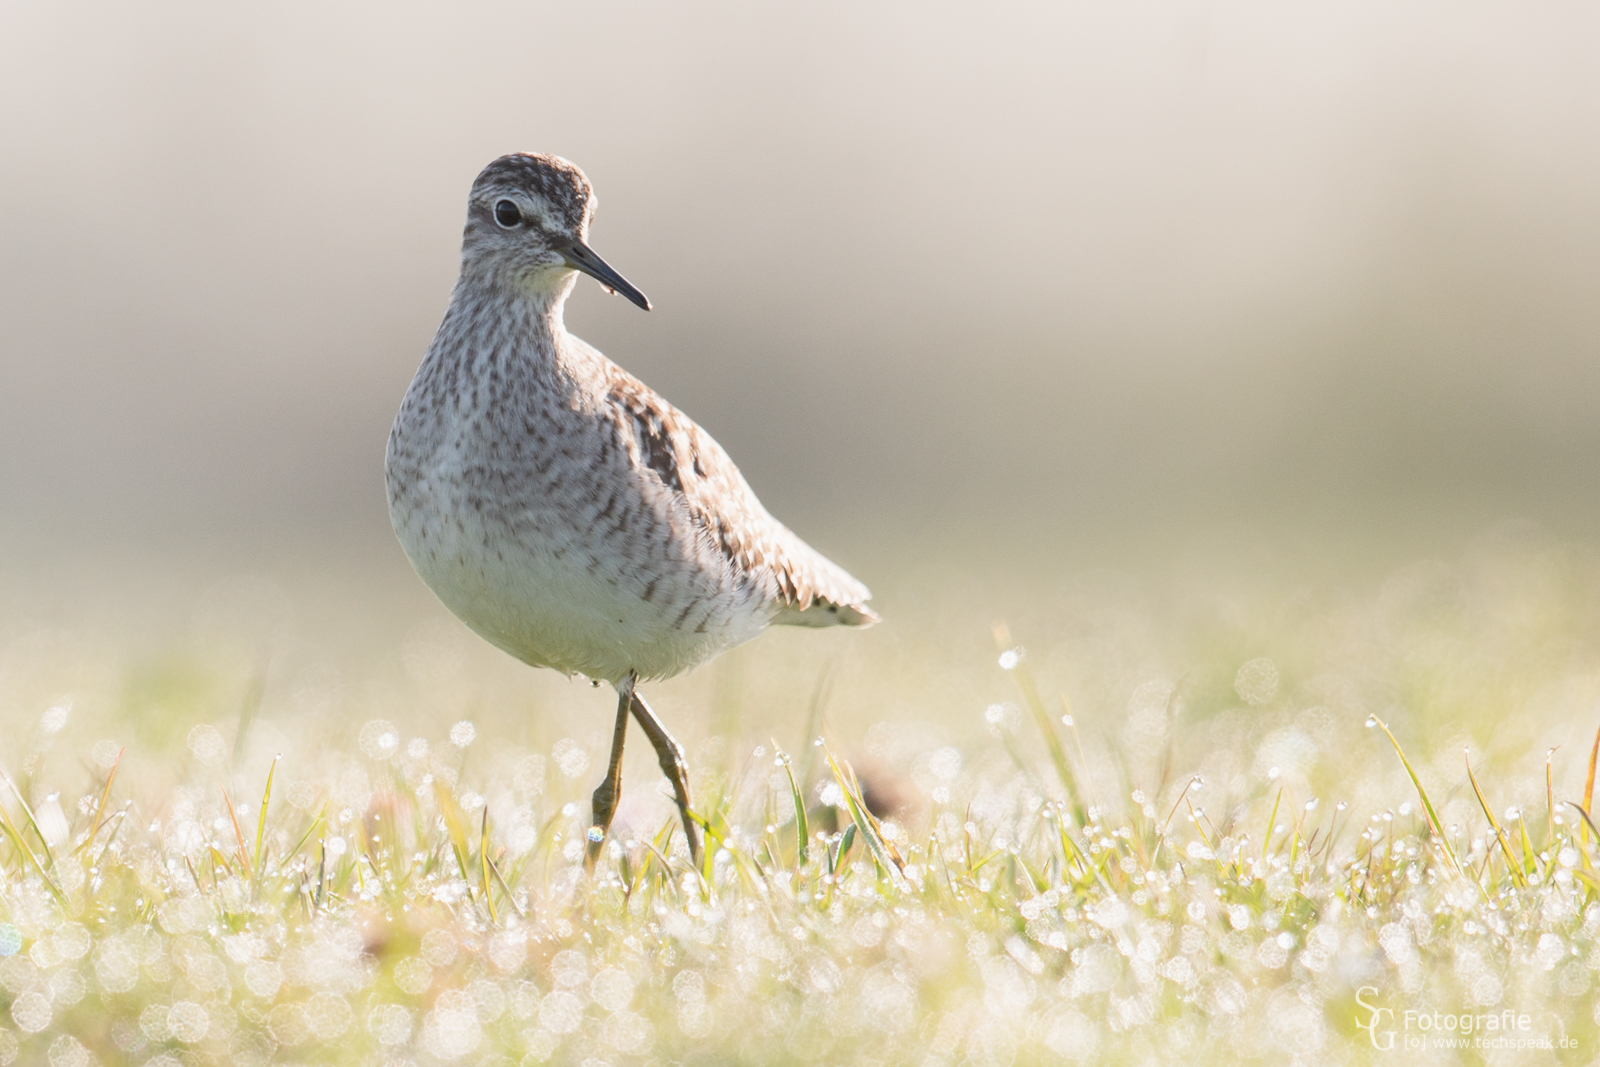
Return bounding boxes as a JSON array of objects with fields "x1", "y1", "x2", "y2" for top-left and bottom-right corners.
[
  {"x1": 255, "y1": 756, "x2": 277, "y2": 877},
  {"x1": 1547, "y1": 747, "x2": 1558, "y2": 850},
  {"x1": 480, "y1": 806, "x2": 497, "y2": 922},
  {"x1": 275, "y1": 806, "x2": 327, "y2": 877},
  {"x1": 1, "y1": 770, "x2": 57, "y2": 868},
  {"x1": 837, "y1": 824, "x2": 857, "y2": 870},
  {"x1": 1369, "y1": 716, "x2": 1462, "y2": 876},
  {"x1": 1466, "y1": 753, "x2": 1525, "y2": 887},
  {"x1": 222, "y1": 787, "x2": 251, "y2": 877},
  {"x1": 73, "y1": 748, "x2": 125, "y2": 857},
  {"x1": 0, "y1": 802, "x2": 65, "y2": 902},
  {"x1": 775, "y1": 743, "x2": 809, "y2": 867},
  {"x1": 485, "y1": 851, "x2": 524, "y2": 919},
  {"x1": 1262, "y1": 787, "x2": 1283, "y2": 865},
  {"x1": 822, "y1": 744, "x2": 903, "y2": 879},
  {"x1": 1567, "y1": 801, "x2": 1600, "y2": 848}
]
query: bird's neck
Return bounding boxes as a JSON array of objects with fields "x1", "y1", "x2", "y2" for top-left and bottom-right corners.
[{"x1": 439, "y1": 271, "x2": 581, "y2": 373}]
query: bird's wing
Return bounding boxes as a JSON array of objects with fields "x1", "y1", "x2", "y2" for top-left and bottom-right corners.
[{"x1": 606, "y1": 371, "x2": 876, "y2": 627}]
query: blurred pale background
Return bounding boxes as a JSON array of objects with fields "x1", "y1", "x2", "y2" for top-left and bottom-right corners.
[
  {"x1": 7, "y1": 0, "x2": 1600, "y2": 547},
  {"x1": 4, "y1": 1, "x2": 1600, "y2": 806}
]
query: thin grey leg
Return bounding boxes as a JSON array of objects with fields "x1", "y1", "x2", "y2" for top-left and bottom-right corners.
[
  {"x1": 587, "y1": 685, "x2": 632, "y2": 867},
  {"x1": 628, "y1": 686, "x2": 703, "y2": 866}
]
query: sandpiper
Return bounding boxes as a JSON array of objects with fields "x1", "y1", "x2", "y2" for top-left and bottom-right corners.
[{"x1": 385, "y1": 153, "x2": 876, "y2": 865}]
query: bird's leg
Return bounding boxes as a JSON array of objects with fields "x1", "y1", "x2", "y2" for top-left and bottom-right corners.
[
  {"x1": 628, "y1": 687, "x2": 703, "y2": 866},
  {"x1": 586, "y1": 685, "x2": 632, "y2": 868}
]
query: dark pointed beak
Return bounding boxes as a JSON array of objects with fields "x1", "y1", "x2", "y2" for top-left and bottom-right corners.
[{"x1": 560, "y1": 239, "x2": 651, "y2": 311}]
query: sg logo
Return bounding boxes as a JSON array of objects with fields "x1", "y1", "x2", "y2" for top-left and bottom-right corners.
[{"x1": 1355, "y1": 986, "x2": 1395, "y2": 1050}]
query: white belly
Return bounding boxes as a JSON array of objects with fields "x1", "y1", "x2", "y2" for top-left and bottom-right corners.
[{"x1": 388, "y1": 456, "x2": 770, "y2": 683}]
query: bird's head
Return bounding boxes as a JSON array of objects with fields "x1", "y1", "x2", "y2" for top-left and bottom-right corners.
[{"x1": 460, "y1": 153, "x2": 650, "y2": 311}]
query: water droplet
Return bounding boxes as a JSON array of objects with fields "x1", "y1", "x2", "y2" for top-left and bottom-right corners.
[
  {"x1": 998, "y1": 648, "x2": 1022, "y2": 671},
  {"x1": 1365, "y1": 716, "x2": 1378, "y2": 728},
  {"x1": 587, "y1": 827, "x2": 604, "y2": 844},
  {"x1": 40, "y1": 703, "x2": 70, "y2": 735},
  {"x1": 1233, "y1": 658, "x2": 1279, "y2": 706}
]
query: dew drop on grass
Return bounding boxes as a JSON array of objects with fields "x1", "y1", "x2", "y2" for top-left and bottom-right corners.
[
  {"x1": 187, "y1": 724, "x2": 228, "y2": 766},
  {"x1": 166, "y1": 1001, "x2": 209, "y2": 1044},
  {"x1": 40, "y1": 702, "x2": 70, "y2": 735},
  {"x1": 1234, "y1": 658, "x2": 1279, "y2": 705},
  {"x1": 359, "y1": 720, "x2": 401, "y2": 760},
  {"x1": 9, "y1": 991, "x2": 50, "y2": 1033},
  {"x1": 554, "y1": 739, "x2": 589, "y2": 778},
  {"x1": 1365, "y1": 716, "x2": 1378, "y2": 728},
  {"x1": 421, "y1": 928, "x2": 458, "y2": 968}
]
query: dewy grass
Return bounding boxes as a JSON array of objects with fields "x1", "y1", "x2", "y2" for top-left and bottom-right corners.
[
  {"x1": 5, "y1": 545, "x2": 1600, "y2": 1064},
  {"x1": 2, "y1": 715, "x2": 1598, "y2": 1064},
  {"x1": 1365, "y1": 714, "x2": 1467, "y2": 886}
]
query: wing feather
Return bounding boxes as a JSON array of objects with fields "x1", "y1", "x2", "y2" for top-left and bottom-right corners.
[{"x1": 607, "y1": 372, "x2": 876, "y2": 627}]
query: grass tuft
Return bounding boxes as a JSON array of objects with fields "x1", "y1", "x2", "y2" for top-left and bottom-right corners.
[{"x1": 5, "y1": 545, "x2": 1600, "y2": 1062}]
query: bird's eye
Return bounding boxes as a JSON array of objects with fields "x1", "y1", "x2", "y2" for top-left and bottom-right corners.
[{"x1": 493, "y1": 199, "x2": 522, "y2": 228}]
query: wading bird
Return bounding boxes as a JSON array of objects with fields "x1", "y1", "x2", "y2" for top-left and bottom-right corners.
[{"x1": 386, "y1": 154, "x2": 875, "y2": 865}]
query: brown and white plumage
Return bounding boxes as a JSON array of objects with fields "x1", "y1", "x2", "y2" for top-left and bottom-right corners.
[
  {"x1": 384, "y1": 153, "x2": 874, "y2": 861},
  {"x1": 605, "y1": 364, "x2": 876, "y2": 631}
]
